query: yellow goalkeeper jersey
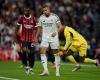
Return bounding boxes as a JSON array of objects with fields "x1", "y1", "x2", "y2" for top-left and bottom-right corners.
[{"x1": 63, "y1": 26, "x2": 87, "y2": 51}]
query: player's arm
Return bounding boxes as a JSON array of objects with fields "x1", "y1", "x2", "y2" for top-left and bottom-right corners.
[
  {"x1": 36, "y1": 26, "x2": 42, "y2": 39},
  {"x1": 56, "y1": 14, "x2": 63, "y2": 34},
  {"x1": 60, "y1": 29, "x2": 71, "y2": 51},
  {"x1": 51, "y1": 16, "x2": 63, "y2": 37},
  {"x1": 57, "y1": 20, "x2": 63, "y2": 34},
  {"x1": 35, "y1": 17, "x2": 42, "y2": 40}
]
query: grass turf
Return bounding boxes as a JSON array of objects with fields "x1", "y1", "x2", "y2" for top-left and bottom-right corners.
[{"x1": 0, "y1": 61, "x2": 100, "y2": 80}]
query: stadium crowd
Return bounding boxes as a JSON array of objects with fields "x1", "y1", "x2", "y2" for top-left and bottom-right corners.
[{"x1": 0, "y1": 0, "x2": 100, "y2": 61}]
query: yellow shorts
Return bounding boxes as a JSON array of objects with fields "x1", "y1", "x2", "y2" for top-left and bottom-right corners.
[
  {"x1": 70, "y1": 42, "x2": 88, "y2": 57},
  {"x1": 78, "y1": 43, "x2": 87, "y2": 57}
]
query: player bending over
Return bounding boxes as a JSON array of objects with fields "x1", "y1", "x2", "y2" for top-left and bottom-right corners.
[{"x1": 59, "y1": 26, "x2": 100, "y2": 72}]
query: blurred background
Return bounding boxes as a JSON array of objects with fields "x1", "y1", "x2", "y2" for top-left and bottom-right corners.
[{"x1": 0, "y1": 0, "x2": 100, "y2": 61}]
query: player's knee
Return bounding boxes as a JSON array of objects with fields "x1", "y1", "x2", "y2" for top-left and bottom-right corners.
[
  {"x1": 40, "y1": 49, "x2": 44, "y2": 54},
  {"x1": 40, "y1": 47, "x2": 47, "y2": 54}
]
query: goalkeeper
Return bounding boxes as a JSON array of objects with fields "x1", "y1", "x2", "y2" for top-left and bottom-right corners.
[{"x1": 59, "y1": 26, "x2": 100, "y2": 72}]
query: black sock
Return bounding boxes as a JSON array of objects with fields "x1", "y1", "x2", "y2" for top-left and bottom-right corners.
[
  {"x1": 21, "y1": 52, "x2": 27, "y2": 67},
  {"x1": 28, "y1": 52, "x2": 35, "y2": 68},
  {"x1": 49, "y1": 53, "x2": 55, "y2": 64}
]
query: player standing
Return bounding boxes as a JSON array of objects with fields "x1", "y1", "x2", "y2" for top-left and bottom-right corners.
[
  {"x1": 36, "y1": 5, "x2": 63, "y2": 76},
  {"x1": 15, "y1": 7, "x2": 37, "y2": 74}
]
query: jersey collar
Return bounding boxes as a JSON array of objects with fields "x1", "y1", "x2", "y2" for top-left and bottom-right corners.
[{"x1": 24, "y1": 15, "x2": 31, "y2": 19}]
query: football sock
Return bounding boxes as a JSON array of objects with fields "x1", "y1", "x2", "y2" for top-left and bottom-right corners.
[
  {"x1": 28, "y1": 52, "x2": 35, "y2": 68},
  {"x1": 54, "y1": 54, "x2": 60, "y2": 75},
  {"x1": 67, "y1": 55, "x2": 78, "y2": 65},
  {"x1": 40, "y1": 54, "x2": 48, "y2": 71},
  {"x1": 49, "y1": 53, "x2": 55, "y2": 64},
  {"x1": 84, "y1": 58, "x2": 96, "y2": 63},
  {"x1": 22, "y1": 52, "x2": 28, "y2": 67}
]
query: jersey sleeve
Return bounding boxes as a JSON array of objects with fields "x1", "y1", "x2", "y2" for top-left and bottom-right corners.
[
  {"x1": 63, "y1": 28, "x2": 71, "y2": 50},
  {"x1": 55, "y1": 14, "x2": 61, "y2": 24}
]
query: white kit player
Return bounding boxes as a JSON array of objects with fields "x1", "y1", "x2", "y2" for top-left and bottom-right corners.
[{"x1": 36, "y1": 5, "x2": 63, "y2": 76}]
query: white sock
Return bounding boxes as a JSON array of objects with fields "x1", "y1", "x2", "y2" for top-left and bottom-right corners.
[
  {"x1": 54, "y1": 54, "x2": 60, "y2": 74},
  {"x1": 40, "y1": 54, "x2": 48, "y2": 72}
]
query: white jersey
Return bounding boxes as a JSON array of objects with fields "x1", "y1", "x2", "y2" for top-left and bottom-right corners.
[{"x1": 38, "y1": 13, "x2": 61, "y2": 42}]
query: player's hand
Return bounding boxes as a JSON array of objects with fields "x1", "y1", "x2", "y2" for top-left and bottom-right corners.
[
  {"x1": 58, "y1": 51, "x2": 64, "y2": 56},
  {"x1": 51, "y1": 32, "x2": 56, "y2": 37},
  {"x1": 59, "y1": 46, "x2": 66, "y2": 51}
]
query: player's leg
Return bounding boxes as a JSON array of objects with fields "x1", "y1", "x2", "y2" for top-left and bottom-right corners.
[
  {"x1": 80, "y1": 54, "x2": 99, "y2": 66},
  {"x1": 95, "y1": 49, "x2": 100, "y2": 66},
  {"x1": 50, "y1": 41, "x2": 61, "y2": 76},
  {"x1": 65, "y1": 50, "x2": 78, "y2": 65},
  {"x1": 39, "y1": 41, "x2": 49, "y2": 76},
  {"x1": 27, "y1": 42, "x2": 35, "y2": 74},
  {"x1": 65, "y1": 49, "x2": 80, "y2": 72},
  {"x1": 21, "y1": 41, "x2": 30, "y2": 74},
  {"x1": 47, "y1": 47, "x2": 55, "y2": 69},
  {"x1": 79, "y1": 44, "x2": 99, "y2": 66},
  {"x1": 22, "y1": 51, "x2": 29, "y2": 74},
  {"x1": 50, "y1": 54, "x2": 55, "y2": 69}
]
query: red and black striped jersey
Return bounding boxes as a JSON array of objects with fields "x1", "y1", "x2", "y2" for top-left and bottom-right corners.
[{"x1": 17, "y1": 15, "x2": 37, "y2": 42}]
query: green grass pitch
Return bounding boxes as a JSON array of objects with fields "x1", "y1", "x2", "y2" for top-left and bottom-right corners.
[{"x1": 0, "y1": 61, "x2": 100, "y2": 80}]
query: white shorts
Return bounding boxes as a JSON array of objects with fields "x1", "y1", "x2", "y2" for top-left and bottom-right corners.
[{"x1": 40, "y1": 40, "x2": 59, "y2": 49}]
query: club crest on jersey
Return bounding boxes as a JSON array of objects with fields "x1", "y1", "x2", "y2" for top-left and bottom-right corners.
[{"x1": 43, "y1": 20, "x2": 45, "y2": 22}]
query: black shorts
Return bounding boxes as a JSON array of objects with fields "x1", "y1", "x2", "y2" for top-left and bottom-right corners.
[{"x1": 21, "y1": 41, "x2": 36, "y2": 53}]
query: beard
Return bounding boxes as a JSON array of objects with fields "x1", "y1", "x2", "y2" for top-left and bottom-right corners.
[
  {"x1": 45, "y1": 13, "x2": 50, "y2": 17},
  {"x1": 25, "y1": 14, "x2": 30, "y2": 17}
]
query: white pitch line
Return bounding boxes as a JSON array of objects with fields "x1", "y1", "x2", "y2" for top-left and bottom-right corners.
[{"x1": 0, "y1": 76, "x2": 19, "y2": 80}]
